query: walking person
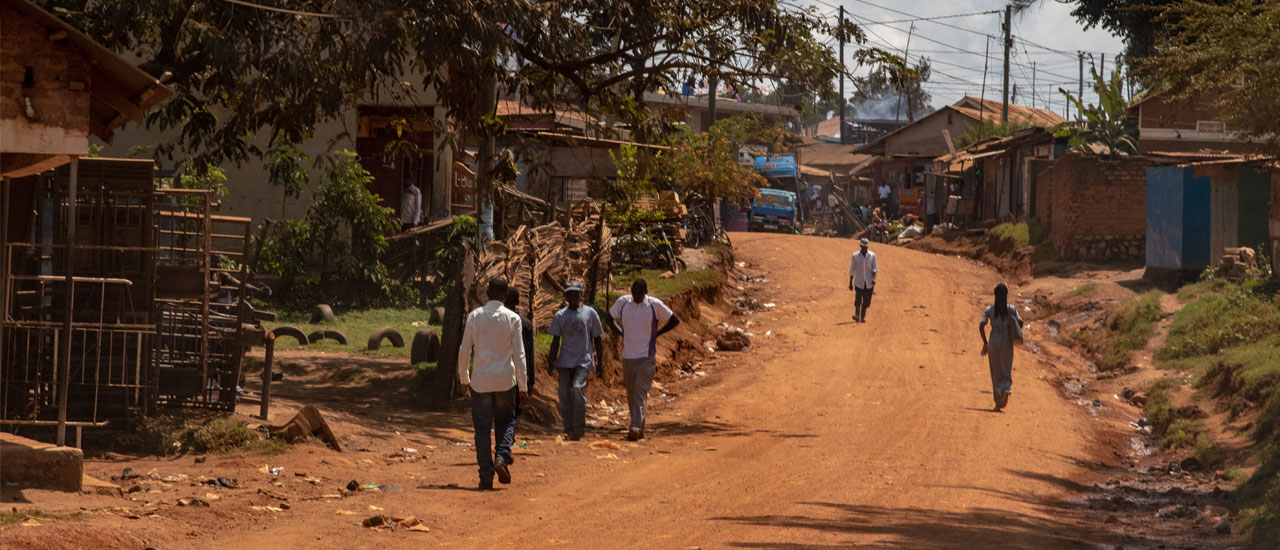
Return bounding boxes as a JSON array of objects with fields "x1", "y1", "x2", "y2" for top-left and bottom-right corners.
[
  {"x1": 979, "y1": 283, "x2": 1024, "y2": 412},
  {"x1": 847, "y1": 238, "x2": 878, "y2": 323},
  {"x1": 609, "y1": 279, "x2": 680, "y2": 441},
  {"x1": 457, "y1": 277, "x2": 528, "y2": 490},
  {"x1": 547, "y1": 280, "x2": 603, "y2": 441},
  {"x1": 505, "y1": 287, "x2": 536, "y2": 398}
]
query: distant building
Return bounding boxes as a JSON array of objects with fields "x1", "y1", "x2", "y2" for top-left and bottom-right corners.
[
  {"x1": 857, "y1": 97, "x2": 1064, "y2": 216},
  {"x1": 1131, "y1": 90, "x2": 1267, "y2": 155},
  {"x1": 643, "y1": 92, "x2": 799, "y2": 133}
]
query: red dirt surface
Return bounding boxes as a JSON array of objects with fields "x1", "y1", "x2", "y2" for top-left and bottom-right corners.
[{"x1": 3, "y1": 233, "x2": 1162, "y2": 549}]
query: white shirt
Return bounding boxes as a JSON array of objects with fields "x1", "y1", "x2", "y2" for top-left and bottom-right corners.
[
  {"x1": 877, "y1": 184, "x2": 891, "y2": 199},
  {"x1": 609, "y1": 295, "x2": 674, "y2": 360},
  {"x1": 400, "y1": 186, "x2": 422, "y2": 225},
  {"x1": 849, "y1": 249, "x2": 878, "y2": 289},
  {"x1": 457, "y1": 301, "x2": 528, "y2": 392}
]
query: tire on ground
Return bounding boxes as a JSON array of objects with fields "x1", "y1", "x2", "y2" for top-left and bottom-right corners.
[
  {"x1": 367, "y1": 326, "x2": 405, "y2": 350},
  {"x1": 429, "y1": 306, "x2": 446, "y2": 325},
  {"x1": 268, "y1": 326, "x2": 308, "y2": 347},
  {"x1": 307, "y1": 329, "x2": 348, "y2": 345},
  {"x1": 410, "y1": 328, "x2": 441, "y2": 364},
  {"x1": 310, "y1": 304, "x2": 335, "y2": 324}
]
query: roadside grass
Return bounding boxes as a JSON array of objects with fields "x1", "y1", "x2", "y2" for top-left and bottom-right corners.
[
  {"x1": 1156, "y1": 288, "x2": 1280, "y2": 361},
  {"x1": 990, "y1": 222, "x2": 1029, "y2": 248},
  {"x1": 1070, "y1": 282, "x2": 1098, "y2": 297},
  {"x1": 0, "y1": 509, "x2": 48, "y2": 526},
  {"x1": 1066, "y1": 290, "x2": 1164, "y2": 371},
  {"x1": 264, "y1": 307, "x2": 441, "y2": 359},
  {"x1": 990, "y1": 219, "x2": 1059, "y2": 262},
  {"x1": 1152, "y1": 278, "x2": 1280, "y2": 549},
  {"x1": 608, "y1": 268, "x2": 725, "y2": 300}
]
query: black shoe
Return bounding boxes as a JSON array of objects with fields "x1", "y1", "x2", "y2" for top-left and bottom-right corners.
[
  {"x1": 494, "y1": 459, "x2": 512, "y2": 484},
  {"x1": 479, "y1": 480, "x2": 494, "y2": 490},
  {"x1": 567, "y1": 432, "x2": 583, "y2": 441}
]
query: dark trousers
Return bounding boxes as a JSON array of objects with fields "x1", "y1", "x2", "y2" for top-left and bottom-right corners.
[
  {"x1": 470, "y1": 387, "x2": 518, "y2": 483},
  {"x1": 854, "y1": 286, "x2": 874, "y2": 320}
]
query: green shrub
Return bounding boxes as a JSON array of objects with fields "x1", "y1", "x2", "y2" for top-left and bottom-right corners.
[
  {"x1": 1144, "y1": 379, "x2": 1178, "y2": 434},
  {"x1": 1196, "y1": 433, "x2": 1223, "y2": 466},
  {"x1": 255, "y1": 150, "x2": 412, "y2": 309},
  {"x1": 990, "y1": 222, "x2": 1030, "y2": 248},
  {"x1": 1164, "y1": 418, "x2": 1201, "y2": 449},
  {"x1": 191, "y1": 419, "x2": 256, "y2": 453}
]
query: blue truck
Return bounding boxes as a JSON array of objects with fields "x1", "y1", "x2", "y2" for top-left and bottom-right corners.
[{"x1": 750, "y1": 155, "x2": 801, "y2": 233}]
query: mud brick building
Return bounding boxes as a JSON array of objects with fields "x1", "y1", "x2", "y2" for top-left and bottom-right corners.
[{"x1": 1036, "y1": 153, "x2": 1156, "y2": 261}]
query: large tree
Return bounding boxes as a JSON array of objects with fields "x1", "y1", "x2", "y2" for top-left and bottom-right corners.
[
  {"x1": 40, "y1": 1, "x2": 890, "y2": 165},
  {"x1": 1014, "y1": 0, "x2": 1231, "y2": 67},
  {"x1": 1141, "y1": 0, "x2": 1280, "y2": 150}
]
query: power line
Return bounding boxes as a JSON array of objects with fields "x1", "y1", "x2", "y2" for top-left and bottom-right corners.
[{"x1": 857, "y1": 10, "x2": 1001, "y2": 27}]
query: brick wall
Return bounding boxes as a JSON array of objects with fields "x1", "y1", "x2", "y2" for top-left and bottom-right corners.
[
  {"x1": 0, "y1": 4, "x2": 92, "y2": 141},
  {"x1": 1042, "y1": 153, "x2": 1155, "y2": 261}
]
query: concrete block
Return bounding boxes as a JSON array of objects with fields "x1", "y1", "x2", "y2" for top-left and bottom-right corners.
[{"x1": 0, "y1": 432, "x2": 84, "y2": 492}]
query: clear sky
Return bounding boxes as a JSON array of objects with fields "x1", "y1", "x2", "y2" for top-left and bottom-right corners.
[{"x1": 801, "y1": 0, "x2": 1127, "y2": 116}]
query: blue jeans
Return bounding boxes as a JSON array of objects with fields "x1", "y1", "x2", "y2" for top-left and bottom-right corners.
[
  {"x1": 557, "y1": 366, "x2": 590, "y2": 436},
  {"x1": 470, "y1": 387, "x2": 518, "y2": 483}
]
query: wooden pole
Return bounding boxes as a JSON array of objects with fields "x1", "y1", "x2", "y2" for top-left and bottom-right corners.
[
  {"x1": 0, "y1": 177, "x2": 8, "y2": 379},
  {"x1": 57, "y1": 156, "x2": 79, "y2": 447},
  {"x1": 259, "y1": 335, "x2": 275, "y2": 420}
]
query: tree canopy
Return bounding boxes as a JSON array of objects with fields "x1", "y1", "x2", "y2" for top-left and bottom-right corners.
[
  {"x1": 1141, "y1": 0, "x2": 1280, "y2": 150},
  {"x1": 41, "y1": 0, "x2": 897, "y2": 166}
]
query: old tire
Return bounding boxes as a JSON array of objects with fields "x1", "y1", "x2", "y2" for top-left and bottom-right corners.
[
  {"x1": 429, "y1": 306, "x2": 446, "y2": 325},
  {"x1": 307, "y1": 329, "x2": 347, "y2": 346},
  {"x1": 367, "y1": 326, "x2": 405, "y2": 350},
  {"x1": 310, "y1": 304, "x2": 335, "y2": 324},
  {"x1": 410, "y1": 328, "x2": 441, "y2": 365},
  {"x1": 268, "y1": 325, "x2": 308, "y2": 347}
]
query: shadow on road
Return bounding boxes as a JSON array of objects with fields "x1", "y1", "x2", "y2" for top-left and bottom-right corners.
[{"x1": 714, "y1": 501, "x2": 1096, "y2": 549}]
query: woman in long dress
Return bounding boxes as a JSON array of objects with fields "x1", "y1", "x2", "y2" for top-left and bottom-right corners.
[{"x1": 979, "y1": 283, "x2": 1023, "y2": 411}]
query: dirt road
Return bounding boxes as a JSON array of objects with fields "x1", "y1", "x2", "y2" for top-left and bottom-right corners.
[{"x1": 4, "y1": 233, "x2": 1113, "y2": 549}]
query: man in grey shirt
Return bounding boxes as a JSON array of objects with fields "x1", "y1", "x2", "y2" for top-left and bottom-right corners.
[{"x1": 547, "y1": 280, "x2": 603, "y2": 440}]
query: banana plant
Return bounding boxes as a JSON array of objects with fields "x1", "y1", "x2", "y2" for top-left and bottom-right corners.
[{"x1": 1053, "y1": 66, "x2": 1138, "y2": 158}]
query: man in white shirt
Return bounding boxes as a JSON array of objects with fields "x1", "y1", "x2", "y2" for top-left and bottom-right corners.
[
  {"x1": 400, "y1": 178, "x2": 422, "y2": 232},
  {"x1": 609, "y1": 279, "x2": 680, "y2": 441},
  {"x1": 457, "y1": 277, "x2": 528, "y2": 490},
  {"x1": 848, "y1": 238, "x2": 879, "y2": 323}
]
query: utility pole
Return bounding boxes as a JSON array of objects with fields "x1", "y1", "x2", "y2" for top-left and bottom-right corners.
[
  {"x1": 1001, "y1": 4, "x2": 1011, "y2": 124},
  {"x1": 1031, "y1": 61, "x2": 1036, "y2": 109},
  {"x1": 1078, "y1": 51, "x2": 1084, "y2": 123},
  {"x1": 1100, "y1": 53, "x2": 1106, "y2": 77},
  {"x1": 895, "y1": 23, "x2": 915, "y2": 123},
  {"x1": 979, "y1": 35, "x2": 990, "y2": 122},
  {"x1": 839, "y1": 5, "x2": 846, "y2": 145}
]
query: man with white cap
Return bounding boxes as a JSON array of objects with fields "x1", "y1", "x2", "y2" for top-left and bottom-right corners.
[
  {"x1": 547, "y1": 280, "x2": 604, "y2": 440},
  {"x1": 848, "y1": 237, "x2": 879, "y2": 323}
]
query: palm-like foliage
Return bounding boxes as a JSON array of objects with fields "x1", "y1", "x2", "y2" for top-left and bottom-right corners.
[{"x1": 1053, "y1": 67, "x2": 1137, "y2": 158}]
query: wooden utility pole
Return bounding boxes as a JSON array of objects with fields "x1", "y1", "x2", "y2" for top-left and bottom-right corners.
[
  {"x1": 839, "y1": 5, "x2": 846, "y2": 145},
  {"x1": 1001, "y1": 5, "x2": 1011, "y2": 124},
  {"x1": 1078, "y1": 51, "x2": 1084, "y2": 122},
  {"x1": 895, "y1": 23, "x2": 915, "y2": 123},
  {"x1": 1031, "y1": 61, "x2": 1037, "y2": 109},
  {"x1": 979, "y1": 36, "x2": 990, "y2": 123}
]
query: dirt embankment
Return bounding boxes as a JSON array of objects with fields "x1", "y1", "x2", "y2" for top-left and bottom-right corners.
[{"x1": 903, "y1": 229, "x2": 1037, "y2": 282}]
